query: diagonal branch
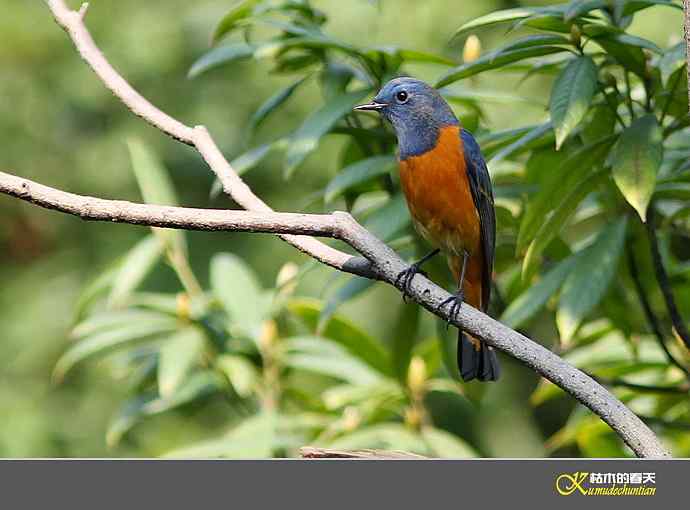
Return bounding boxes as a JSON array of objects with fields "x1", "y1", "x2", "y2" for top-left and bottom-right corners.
[
  {"x1": 34, "y1": 0, "x2": 671, "y2": 458},
  {"x1": 626, "y1": 244, "x2": 690, "y2": 379},
  {"x1": 45, "y1": 0, "x2": 371, "y2": 278},
  {"x1": 646, "y1": 208, "x2": 690, "y2": 351}
]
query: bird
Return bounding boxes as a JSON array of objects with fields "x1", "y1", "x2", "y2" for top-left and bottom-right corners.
[{"x1": 354, "y1": 77, "x2": 499, "y2": 382}]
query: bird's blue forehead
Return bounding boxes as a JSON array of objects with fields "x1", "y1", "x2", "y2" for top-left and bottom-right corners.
[{"x1": 374, "y1": 77, "x2": 435, "y2": 104}]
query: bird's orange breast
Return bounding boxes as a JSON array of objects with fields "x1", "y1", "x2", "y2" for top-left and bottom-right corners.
[{"x1": 398, "y1": 125, "x2": 481, "y2": 258}]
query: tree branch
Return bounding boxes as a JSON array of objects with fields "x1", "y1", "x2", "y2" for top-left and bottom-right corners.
[
  {"x1": 30, "y1": 0, "x2": 671, "y2": 458},
  {"x1": 646, "y1": 208, "x2": 690, "y2": 351},
  {"x1": 626, "y1": 245, "x2": 690, "y2": 379}
]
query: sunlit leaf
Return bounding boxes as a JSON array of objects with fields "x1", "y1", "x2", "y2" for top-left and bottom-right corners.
[
  {"x1": 611, "y1": 115, "x2": 662, "y2": 221},
  {"x1": 127, "y1": 139, "x2": 186, "y2": 253},
  {"x1": 284, "y1": 336, "x2": 382, "y2": 385},
  {"x1": 108, "y1": 235, "x2": 163, "y2": 308},
  {"x1": 210, "y1": 253, "x2": 269, "y2": 341},
  {"x1": 326, "y1": 423, "x2": 428, "y2": 453},
  {"x1": 72, "y1": 309, "x2": 174, "y2": 339},
  {"x1": 212, "y1": 0, "x2": 262, "y2": 43},
  {"x1": 452, "y1": 8, "x2": 547, "y2": 40},
  {"x1": 163, "y1": 411, "x2": 276, "y2": 458},
  {"x1": 550, "y1": 56, "x2": 598, "y2": 150},
  {"x1": 284, "y1": 89, "x2": 370, "y2": 179},
  {"x1": 158, "y1": 327, "x2": 205, "y2": 398},
  {"x1": 324, "y1": 155, "x2": 396, "y2": 203},
  {"x1": 288, "y1": 299, "x2": 392, "y2": 376},
  {"x1": 216, "y1": 354, "x2": 259, "y2": 397},
  {"x1": 421, "y1": 426, "x2": 477, "y2": 458},
  {"x1": 55, "y1": 319, "x2": 179, "y2": 381},
  {"x1": 556, "y1": 218, "x2": 628, "y2": 342}
]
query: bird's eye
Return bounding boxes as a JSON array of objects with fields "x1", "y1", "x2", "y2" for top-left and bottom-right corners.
[{"x1": 396, "y1": 91, "x2": 409, "y2": 103}]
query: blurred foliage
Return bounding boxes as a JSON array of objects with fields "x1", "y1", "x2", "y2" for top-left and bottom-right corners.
[{"x1": 2, "y1": 0, "x2": 690, "y2": 458}]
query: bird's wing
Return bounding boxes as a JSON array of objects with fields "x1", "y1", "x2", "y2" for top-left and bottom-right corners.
[{"x1": 460, "y1": 128, "x2": 495, "y2": 311}]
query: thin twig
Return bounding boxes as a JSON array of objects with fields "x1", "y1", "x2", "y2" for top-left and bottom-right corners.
[
  {"x1": 627, "y1": 244, "x2": 690, "y2": 378},
  {"x1": 32, "y1": 0, "x2": 671, "y2": 458},
  {"x1": 646, "y1": 208, "x2": 690, "y2": 351}
]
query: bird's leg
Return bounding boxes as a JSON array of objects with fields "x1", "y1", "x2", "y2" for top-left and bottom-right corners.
[
  {"x1": 395, "y1": 248, "x2": 441, "y2": 302},
  {"x1": 437, "y1": 250, "x2": 468, "y2": 329}
]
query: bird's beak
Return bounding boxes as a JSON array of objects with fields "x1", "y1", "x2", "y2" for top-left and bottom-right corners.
[{"x1": 354, "y1": 101, "x2": 387, "y2": 112}]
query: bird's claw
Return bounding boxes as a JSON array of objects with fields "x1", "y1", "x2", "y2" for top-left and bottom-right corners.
[
  {"x1": 436, "y1": 290, "x2": 465, "y2": 329},
  {"x1": 395, "y1": 263, "x2": 427, "y2": 302}
]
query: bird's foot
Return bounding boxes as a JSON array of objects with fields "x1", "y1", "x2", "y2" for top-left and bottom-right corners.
[
  {"x1": 436, "y1": 290, "x2": 465, "y2": 329},
  {"x1": 395, "y1": 262, "x2": 428, "y2": 303}
]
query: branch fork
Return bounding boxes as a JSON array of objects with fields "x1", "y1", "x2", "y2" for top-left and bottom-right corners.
[{"x1": 1, "y1": 0, "x2": 673, "y2": 457}]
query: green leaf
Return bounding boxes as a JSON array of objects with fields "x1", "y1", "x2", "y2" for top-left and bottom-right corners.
[
  {"x1": 55, "y1": 319, "x2": 179, "y2": 381},
  {"x1": 501, "y1": 256, "x2": 577, "y2": 329},
  {"x1": 284, "y1": 89, "x2": 370, "y2": 179},
  {"x1": 550, "y1": 56, "x2": 598, "y2": 150},
  {"x1": 248, "y1": 77, "x2": 309, "y2": 136},
  {"x1": 288, "y1": 299, "x2": 392, "y2": 376},
  {"x1": 324, "y1": 156, "x2": 396, "y2": 203},
  {"x1": 108, "y1": 235, "x2": 163, "y2": 308},
  {"x1": 489, "y1": 122, "x2": 554, "y2": 165},
  {"x1": 659, "y1": 42, "x2": 686, "y2": 85},
  {"x1": 210, "y1": 253, "x2": 268, "y2": 341},
  {"x1": 611, "y1": 114, "x2": 662, "y2": 221},
  {"x1": 127, "y1": 139, "x2": 186, "y2": 252},
  {"x1": 318, "y1": 277, "x2": 375, "y2": 333},
  {"x1": 233, "y1": 138, "x2": 288, "y2": 175},
  {"x1": 107, "y1": 372, "x2": 224, "y2": 447},
  {"x1": 565, "y1": 0, "x2": 607, "y2": 21},
  {"x1": 164, "y1": 411, "x2": 275, "y2": 458},
  {"x1": 620, "y1": 0, "x2": 682, "y2": 17},
  {"x1": 497, "y1": 34, "x2": 572, "y2": 52},
  {"x1": 421, "y1": 427, "x2": 477, "y2": 458},
  {"x1": 363, "y1": 194, "x2": 410, "y2": 242},
  {"x1": 327, "y1": 423, "x2": 427, "y2": 453},
  {"x1": 284, "y1": 336, "x2": 382, "y2": 385},
  {"x1": 71, "y1": 309, "x2": 173, "y2": 339},
  {"x1": 391, "y1": 304, "x2": 420, "y2": 385},
  {"x1": 216, "y1": 354, "x2": 259, "y2": 398},
  {"x1": 212, "y1": 0, "x2": 262, "y2": 43},
  {"x1": 522, "y1": 170, "x2": 607, "y2": 279},
  {"x1": 594, "y1": 36, "x2": 647, "y2": 76},
  {"x1": 436, "y1": 46, "x2": 567, "y2": 87},
  {"x1": 452, "y1": 8, "x2": 545, "y2": 40},
  {"x1": 188, "y1": 43, "x2": 255, "y2": 78},
  {"x1": 556, "y1": 218, "x2": 628, "y2": 341},
  {"x1": 517, "y1": 136, "x2": 616, "y2": 253},
  {"x1": 158, "y1": 327, "x2": 205, "y2": 398}
]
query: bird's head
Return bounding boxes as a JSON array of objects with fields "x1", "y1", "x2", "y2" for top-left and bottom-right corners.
[{"x1": 354, "y1": 77, "x2": 458, "y2": 158}]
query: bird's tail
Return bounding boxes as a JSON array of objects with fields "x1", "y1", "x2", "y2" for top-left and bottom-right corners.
[{"x1": 458, "y1": 331, "x2": 500, "y2": 382}]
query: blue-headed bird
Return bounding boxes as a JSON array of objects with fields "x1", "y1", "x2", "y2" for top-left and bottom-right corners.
[{"x1": 355, "y1": 77, "x2": 499, "y2": 382}]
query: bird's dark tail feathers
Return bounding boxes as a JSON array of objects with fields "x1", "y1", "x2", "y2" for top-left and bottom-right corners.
[{"x1": 458, "y1": 331, "x2": 500, "y2": 382}]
